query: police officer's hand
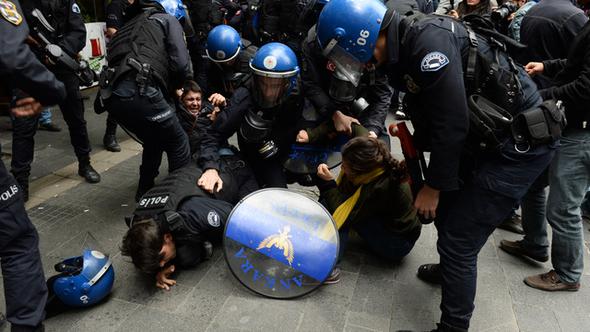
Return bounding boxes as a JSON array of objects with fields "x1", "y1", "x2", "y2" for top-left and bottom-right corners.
[
  {"x1": 155, "y1": 265, "x2": 176, "y2": 291},
  {"x1": 209, "y1": 93, "x2": 227, "y2": 107},
  {"x1": 208, "y1": 106, "x2": 221, "y2": 122},
  {"x1": 10, "y1": 98, "x2": 42, "y2": 118},
  {"x1": 198, "y1": 169, "x2": 224, "y2": 193},
  {"x1": 414, "y1": 184, "x2": 440, "y2": 220},
  {"x1": 332, "y1": 111, "x2": 360, "y2": 135},
  {"x1": 524, "y1": 62, "x2": 544, "y2": 76},
  {"x1": 296, "y1": 130, "x2": 309, "y2": 143},
  {"x1": 317, "y1": 164, "x2": 334, "y2": 181},
  {"x1": 368, "y1": 131, "x2": 378, "y2": 139}
]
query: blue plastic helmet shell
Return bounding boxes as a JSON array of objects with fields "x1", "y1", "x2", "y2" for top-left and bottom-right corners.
[
  {"x1": 155, "y1": 0, "x2": 186, "y2": 20},
  {"x1": 206, "y1": 25, "x2": 242, "y2": 62},
  {"x1": 249, "y1": 42, "x2": 299, "y2": 78},
  {"x1": 316, "y1": 0, "x2": 386, "y2": 63},
  {"x1": 52, "y1": 249, "x2": 115, "y2": 307}
]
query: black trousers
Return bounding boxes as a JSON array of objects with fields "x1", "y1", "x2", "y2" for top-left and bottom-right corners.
[
  {"x1": 435, "y1": 140, "x2": 555, "y2": 330},
  {"x1": 10, "y1": 71, "x2": 91, "y2": 182},
  {"x1": 0, "y1": 146, "x2": 47, "y2": 329},
  {"x1": 106, "y1": 81, "x2": 190, "y2": 190},
  {"x1": 105, "y1": 113, "x2": 118, "y2": 137}
]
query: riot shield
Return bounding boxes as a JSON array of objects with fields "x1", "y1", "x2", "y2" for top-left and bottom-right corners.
[
  {"x1": 223, "y1": 189, "x2": 339, "y2": 299},
  {"x1": 283, "y1": 134, "x2": 347, "y2": 175}
]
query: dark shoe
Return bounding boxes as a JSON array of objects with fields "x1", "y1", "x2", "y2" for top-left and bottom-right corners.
[
  {"x1": 524, "y1": 270, "x2": 580, "y2": 292},
  {"x1": 103, "y1": 135, "x2": 121, "y2": 152},
  {"x1": 499, "y1": 239, "x2": 548, "y2": 262},
  {"x1": 417, "y1": 263, "x2": 441, "y2": 284},
  {"x1": 497, "y1": 214, "x2": 524, "y2": 234},
  {"x1": 78, "y1": 163, "x2": 101, "y2": 183},
  {"x1": 38, "y1": 122, "x2": 62, "y2": 132},
  {"x1": 323, "y1": 266, "x2": 341, "y2": 285}
]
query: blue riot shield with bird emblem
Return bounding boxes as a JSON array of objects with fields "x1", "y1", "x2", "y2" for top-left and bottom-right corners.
[{"x1": 223, "y1": 189, "x2": 339, "y2": 298}]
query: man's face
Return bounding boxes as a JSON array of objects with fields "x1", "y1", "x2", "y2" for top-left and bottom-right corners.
[
  {"x1": 182, "y1": 91, "x2": 202, "y2": 115},
  {"x1": 159, "y1": 234, "x2": 177, "y2": 267}
]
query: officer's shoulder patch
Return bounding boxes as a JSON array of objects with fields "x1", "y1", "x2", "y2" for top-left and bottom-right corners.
[
  {"x1": 0, "y1": 0, "x2": 23, "y2": 26},
  {"x1": 420, "y1": 52, "x2": 449, "y2": 72},
  {"x1": 72, "y1": 3, "x2": 81, "y2": 14},
  {"x1": 207, "y1": 210, "x2": 221, "y2": 227}
]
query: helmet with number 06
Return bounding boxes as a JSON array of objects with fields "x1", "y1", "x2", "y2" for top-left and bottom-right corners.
[
  {"x1": 316, "y1": 0, "x2": 387, "y2": 86},
  {"x1": 49, "y1": 249, "x2": 115, "y2": 307},
  {"x1": 250, "y1": 42, "x2": 299, "y2": 108}
]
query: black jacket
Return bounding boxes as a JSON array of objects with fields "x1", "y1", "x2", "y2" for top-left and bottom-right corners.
[
  {"x1": 22, "y1": 0, "x2": 87, "y2": 59},
  {"x1": 198, "y1": 84, "x2": 302, "y2": 171},
  {"x1": 301, "y1": 32, "x2": 392, "y2": 136},
  {"x1": 0, "y1": 0, "x2": 66, "y2": 105},
  {"x1": 519, "y1": 0, "x2": 588, "y2": 88},
  {"x1": 385, "y1": 13, "x2": 540, "y2": 191},
  {"x1": 539, "y1": 20, "x2": 590, "y2": 129}
]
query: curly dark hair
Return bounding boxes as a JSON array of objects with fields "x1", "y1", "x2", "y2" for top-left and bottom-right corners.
[
  {"x1": 341, "y1": 136, "x2": 408, "y2": 183},
  {"x1": 121, "y1": 218, "x2": 165, "y2": 275}
]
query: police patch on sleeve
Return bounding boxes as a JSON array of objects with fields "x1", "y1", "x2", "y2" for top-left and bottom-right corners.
[
  {"x1": 0, "y1": 0, "x2": 23, "y2": 26},
  {"x1": 421, "y1": 52, "x2": 449, "y2": 72},
  {"x1": 207, "y1": 210, "x2": 221, "y2": 227},
  {"x1": 72, "y1": 3, "x2": 81, "y2": 14}
]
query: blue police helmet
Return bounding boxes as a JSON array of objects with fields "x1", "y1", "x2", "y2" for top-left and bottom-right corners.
[
  {"x1": 316, "y1": 0, "x2": 387, "y2": 64},
  {"x1": 250, "y1": 42, "x2": 299, "y2": 78},
  {"x1": 155, "y1": 0, "x2": 186, "y2": 20},
  {"x1": 51, "y1": 249, "x2": 115, "y2": 307},
  {"x1": 206, "y1": 25, "x2": 242, "y2": 63}
]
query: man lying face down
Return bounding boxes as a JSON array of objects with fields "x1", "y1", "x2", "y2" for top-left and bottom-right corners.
[{"x1": 121, "y1": 161, "x2": 257, "y2": 290}]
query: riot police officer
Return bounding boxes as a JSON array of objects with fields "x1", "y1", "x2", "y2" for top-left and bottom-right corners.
[
  {"x1": 316, "y1": 0, "x2": 557, "y2": 330},
  {"x1": 15, "y1": 0, "x2": 101, "y2": 189},
  {"x1": 300, "y1": 22, "x2": 392, "y2": 141},
  {"x1": 185, "y1": 0, "x2": 213, "y2": 91},
  {"x1": 197, "y1": 42, "x2": 303, "y2": 191},
  {"x1": 101, "y1": 0, "x2": 137, "y2": 153},
  {"x1": 205, "y1": 24, "x2": 258, "y2": 98},
  {"x1": 0, "y1": 0, "x2": 67, "y2": 329},
  {"x1": 122, "y1": 160, "x2": 257, "y2": 290},
  {"x1": 97, "y1": 0, "x2": 193, "y2": 201}
]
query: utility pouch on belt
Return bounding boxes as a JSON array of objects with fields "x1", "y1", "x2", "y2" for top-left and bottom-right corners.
[
  {"x1": 94, "y1": 66, "x2": 115, "y2": 114},
  {"x1": 468, "y1": 94, "x2": 513, "y2": 150},
  {"x1": 511, "y1": 99, "x2": 567, "y2": 151}
]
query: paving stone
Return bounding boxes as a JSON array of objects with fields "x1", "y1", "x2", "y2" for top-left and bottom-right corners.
[
  {"x1": 345, "y1": 311, "x2": 390, "y2": 331},
  {"x1": 297, "y1": 290, "x2": 350, "y2": 332},
  {"x1": 344, "y1": 324, "x2": 380, "y2": 332},
  {"x1": 553, "y1": 308, "x2": 590, "y2": 332},
  {"x1": 323, "y1": 270, "x2": 359, "y2": 300},
  {"x1": 116, "y1": 306, "x2": 204, "y2": 332},
  {"x1": 210, "y1": 295, "x2": 303, "y2": 331},
  {"x1": 513, "y1": 302, "x2": 560, "y2": 332},
  {"x1": 350, "y1": 271, "x2": 395, "y2": 319}
]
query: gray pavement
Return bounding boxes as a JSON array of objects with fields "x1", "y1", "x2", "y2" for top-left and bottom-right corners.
[{"x1": 1, "y1": 89, "x2": 589, "y2": 332}]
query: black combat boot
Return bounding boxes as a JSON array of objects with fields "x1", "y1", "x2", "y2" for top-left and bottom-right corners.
[
  {"x1": 78, "y1": 156, "x2": 101, "y2": 183},
  {"x1": 103, "y1": 134, "x2": 121, "y2": 152}
]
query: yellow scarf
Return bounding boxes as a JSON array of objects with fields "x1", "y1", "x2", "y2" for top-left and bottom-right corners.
[{"x1": 332, "y1": 167, "x2": 385, "y2": 229}]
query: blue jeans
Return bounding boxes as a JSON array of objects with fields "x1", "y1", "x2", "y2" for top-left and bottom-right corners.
[
  {"x1": 38, "y1": 108, "x2": 52, "y2": 124},
  {"x1": 520, "y1": 169, "x2": 550, "y2": 257},
  {"x1": 546, "y1": 129, "x2": 590, "y2": 284}
]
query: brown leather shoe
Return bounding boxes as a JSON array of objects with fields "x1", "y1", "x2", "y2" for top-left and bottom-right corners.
[
  {"x1": 499, "y1": 239, "x2": 548, "y2": 262},
  {"x1": 524, "y1": 270, "x2": 580, "y2": 292},
  {"x1": 497, "y1": 214, "x2": 524, "y2": 234}
]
